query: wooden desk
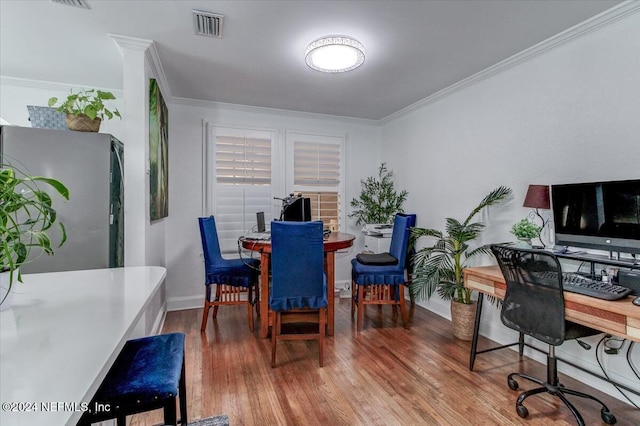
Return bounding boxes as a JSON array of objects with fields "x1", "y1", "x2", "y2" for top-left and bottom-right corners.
[
  {"x1": 464, "y1": 265, "x2": 640, "y2": 342},
  {"x1": 464, "y1": 265, "x2": 640, "y2": 397},
  {"x1": 242, "y1": 232, "x2": 355, "y2": 339},
  {"x1": 0, "y1": 266, "x2": 167, "y2": 426}
]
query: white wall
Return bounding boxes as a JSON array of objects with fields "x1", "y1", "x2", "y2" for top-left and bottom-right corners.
[
  {"x1": 381, "y1": 11, "x2": 640, "y2": 404},
  {"x1": 165, "y1": 101, "x2": 381, "y2": 310}
]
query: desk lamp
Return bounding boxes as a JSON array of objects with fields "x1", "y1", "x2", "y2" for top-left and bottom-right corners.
[{"x1": 523, "y1": 184, "x2": 550, "y2": 248}]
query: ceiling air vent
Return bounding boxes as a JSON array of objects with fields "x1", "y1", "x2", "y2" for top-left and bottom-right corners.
[
  {"x1": 50, "y1": 0, "x2": 91, "y2": 9},
  {"x1": 193, "y1": 10, "x2": 224, "y2": 38}
]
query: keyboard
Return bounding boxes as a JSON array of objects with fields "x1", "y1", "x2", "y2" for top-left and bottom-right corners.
[
  {"x1": 561, "y1": 272, "x2": 632, "y2": 301},
  {"x1": 532, "y1": 271, "x2": 631, "y2": 300},
  {"x1": 243, "y1": 232, "x2": 270, "y2": 241}
]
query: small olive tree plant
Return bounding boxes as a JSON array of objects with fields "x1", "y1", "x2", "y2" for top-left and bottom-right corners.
[{"x1": 349, "y1": 163, "x2": 408, "y2": 226}]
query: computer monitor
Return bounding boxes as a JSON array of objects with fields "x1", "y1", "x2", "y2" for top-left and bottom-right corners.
[
  {"x1": 256, "y1": 211, "x2": 266, "y2": 232},
  {"x1": 283, "y1": 197, "x2": 312, "y2": 221}
]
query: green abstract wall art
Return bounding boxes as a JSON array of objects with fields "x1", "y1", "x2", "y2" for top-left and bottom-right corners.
[{"x1": 149, "y1": 78, "x2": 169, "y2": 220}]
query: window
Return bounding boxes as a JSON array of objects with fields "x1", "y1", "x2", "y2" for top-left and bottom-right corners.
[
  {"x1": 210, "y1": 127, "x2": 274, "y2": 253},
  {"x1": 289, "y1": 132, "x2": 344, "y2": 231}
]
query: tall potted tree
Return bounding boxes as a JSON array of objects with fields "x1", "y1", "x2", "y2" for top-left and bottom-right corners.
[
  {"x1": 410, "y1": 186, "x2": 511, "y2": 340},
  {"x1": 0, "y1": 162, "x2": 69, "y2": 310},
  {"x1": 349, "y1": 163, "x2": 408, "y2": 226}
]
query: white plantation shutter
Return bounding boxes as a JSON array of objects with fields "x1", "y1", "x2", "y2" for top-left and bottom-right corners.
[
  {"x1": 216, "y1": 136, "x2": 271, "y2": 184},
  {"x1": 291, "y1": 135, "x2": 343, "y2": 230},
  {"x1": 294, "y1": 142, "x2": 340, "y2": 186},
  {"x1": 213, "y1": 129, "x2": 273, "y2": 253}
]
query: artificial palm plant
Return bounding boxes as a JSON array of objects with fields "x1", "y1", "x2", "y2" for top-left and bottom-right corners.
[
  {"x1": 410, "y1": 186, "x2": 512, "y2": 304},
  {"x1": 0, "y1": 162, "x2": 69, "y2": 304}
]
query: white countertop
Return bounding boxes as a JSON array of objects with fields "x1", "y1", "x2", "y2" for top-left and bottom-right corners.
[{"x1": 0, "y1": 266, "x2": 167, "y2": 426}]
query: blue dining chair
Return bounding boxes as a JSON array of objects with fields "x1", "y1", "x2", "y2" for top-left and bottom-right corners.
[
  {"x1": 397, "y1": 213, "x2": 417, "y2": 304},
  {"x1": 270, "y1": 220, "x2": 327, "y2": 367},
  {"x1": 198, "y1": 216, "x2": 260, "y2": 332},
  {"x1": 351, "y1": 214, "x2": 411, "y2": 334}
]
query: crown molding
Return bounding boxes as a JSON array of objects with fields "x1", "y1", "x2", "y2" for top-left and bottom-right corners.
[
  {"x1": 380, "y1": 1, "x2": 640, "y2": 124},
  {"x1": 0, "y1": 76, "x2": 122, "y2": 96},
  {"x1": 109, "y1": 34, "x2": 153, "y2": 52},
  {"x1": 171, "y1": 96, "x2": 380, "y2": 127},
  {"x1": 145, "y1": 42, "x2": 172, "y2": 100},
  {"x1": 109, "y1": 34, "x2": 172, "y2": 100}
]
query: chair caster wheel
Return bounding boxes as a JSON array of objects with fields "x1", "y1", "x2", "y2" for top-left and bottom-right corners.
[
  {"x1": 601, "y1": 409, "x2": 616, "y2": 425},
  {"x1": 516, "y1": 404, "x2": 529, "y2": 418},
  {"x1": 507, "y1": 378, "x2": 519, "y2": 391}
]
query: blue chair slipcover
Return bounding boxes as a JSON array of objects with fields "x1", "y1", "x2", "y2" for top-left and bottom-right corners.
[
  {"x1": 199, "y1": 216, "x2": 260, "y2": 332},
  {"x1": 351, "y1": 214, "x2": 412, "y2": 333},
  {"x1": 269, "y1": 220, "x2": 327, "y2": 367}
]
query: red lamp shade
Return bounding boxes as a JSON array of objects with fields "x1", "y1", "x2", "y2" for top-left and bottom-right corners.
[{"x1": 523, "y1": 185, "x2": 550, "y2": 209}]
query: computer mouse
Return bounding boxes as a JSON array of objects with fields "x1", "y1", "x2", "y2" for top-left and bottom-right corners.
[{"x1": 633, "y1": 296, "x2": 640, "y2": 306}]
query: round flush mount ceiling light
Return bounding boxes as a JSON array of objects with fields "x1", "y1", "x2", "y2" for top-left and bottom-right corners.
[{"x1": 305, "y1": 36, "x2": 365, "y2": 73}]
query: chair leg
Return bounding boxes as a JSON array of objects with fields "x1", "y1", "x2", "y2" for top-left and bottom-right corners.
[
  {"x1": 319, "y1": 308, "x2": 326, "y2": 367},
  {"x1": 247, "y1": 286, "x2": 254, "y2": 333},
  {"x1": 200, "y1": 286, "x2": 211, "y2": 332},
  {"x1": 254, "y1": 283, "x2": 260, "y2": 317},
  {"x1": 351, "y1": 280, "x2": 356, "y2": 317},
  {"x1": 212, "y1": 285, "x2": 221, "y2": 318},
  {"x1": 398, "y1": 284, "x2": 408, "y2": 328},
  {"x1": 271, "y1": 312, "x2": 280, "y2": 368},
  {"x1": 357, "y1": 285, "x2": 364, "y2": 334}
]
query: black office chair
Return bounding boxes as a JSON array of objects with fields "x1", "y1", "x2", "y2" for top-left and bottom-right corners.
[{"x1": 490, "y1": 245, "x2": 616, "y2": 425}]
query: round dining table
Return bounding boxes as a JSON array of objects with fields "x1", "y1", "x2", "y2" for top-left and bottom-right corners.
[{"x1": 241, "y1": 231, "x2": 355, "y2": 338}]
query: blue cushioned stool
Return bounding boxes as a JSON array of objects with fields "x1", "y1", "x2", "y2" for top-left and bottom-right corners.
[{"x1": 79, "y1": 333, "x2": 187, "y2": 426}]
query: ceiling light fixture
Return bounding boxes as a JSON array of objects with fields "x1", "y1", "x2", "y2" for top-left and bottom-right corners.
[{"x1": 305, "y1": 36, "x2": 365, "y2": 73}]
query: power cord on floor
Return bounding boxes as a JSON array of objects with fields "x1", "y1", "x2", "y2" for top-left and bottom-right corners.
[
  {"x1": 627, "y1": 342, "x2": 640, "y2": 382},
  {"x1": 595, "y1": 335, "x2": 640, "y2": 409}
]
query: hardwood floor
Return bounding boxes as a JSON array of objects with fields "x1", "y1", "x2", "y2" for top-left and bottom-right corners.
[{"x1": 131, "y1": 297, "x2": 639, "y2": 425}]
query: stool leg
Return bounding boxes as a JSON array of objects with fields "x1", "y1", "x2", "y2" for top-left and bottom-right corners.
[
  {"x1": 179, "y1": 357, "x2": 188, "y2": 425},
  {"x1": 164, "y1": 398, "x2": 177, "y2": 426}
]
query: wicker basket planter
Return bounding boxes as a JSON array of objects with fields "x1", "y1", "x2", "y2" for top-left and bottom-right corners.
[
  {"x1": 66, "y1": 114, "x2": 101, "y2": 132},
  {"x1": 451, "y1": 299, "x2": 478, "y2": 341}
]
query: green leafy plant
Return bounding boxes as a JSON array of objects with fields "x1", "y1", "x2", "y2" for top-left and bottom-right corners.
[
  {"x1": 510, "y1": 218, "x2": 542, "y2": 240},
  {"x1": 410, "y1": 186, "x2": 512, "y2": 304},
  {"x1": 48, "y1": 89, "x2": 121, "y2": 121},
  {"x1": 349, "y1": 163, "x2": 408, "y2": 226},
  {"x1": 1, "y1": 162, "x2": 69, "y2": 303}
]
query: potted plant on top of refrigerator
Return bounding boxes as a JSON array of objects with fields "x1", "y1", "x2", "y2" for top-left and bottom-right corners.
[
  {"x1": 48, "y1": 89, "x2": 121, "y2": 132},
  {"x1": 0, "y1": 161, "x2": 69, "y2": 310}
]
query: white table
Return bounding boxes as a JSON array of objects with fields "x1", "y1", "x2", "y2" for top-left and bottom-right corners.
[{"x1": 0, "y1": 266, "x2": 167, "y2": 426}]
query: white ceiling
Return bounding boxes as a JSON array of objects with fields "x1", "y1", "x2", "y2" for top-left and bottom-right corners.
[{"x1": 0, "y1": 0, "x2": 623, "y2": 120}]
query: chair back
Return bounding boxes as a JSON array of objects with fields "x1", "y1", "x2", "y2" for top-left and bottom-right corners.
[
  {"x1": 388, "y1": 214, "x2": 412, "y2": 271},
  {"x1": 397, "y1": 213, "x2": 416, "y2": 271},
  {"x1": 490, "y1": 245, "x2": 566, "y2": 346},
  {"x1": 198, "y1": 216, "x2": 225, "y2": 272},
  {"x1": 270, "y1": 221, "x2": 327, "y2": 311}
]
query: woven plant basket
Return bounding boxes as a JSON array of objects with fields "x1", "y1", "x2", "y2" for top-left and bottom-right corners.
[
  {"x1": 66, "y1": 114, "x2": 101, "y2": 132},
  {"x1": 450, "y1": 299, "x2": 478, "y2": 341}
]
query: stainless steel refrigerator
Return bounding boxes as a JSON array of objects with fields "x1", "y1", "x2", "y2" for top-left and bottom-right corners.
[{"x1": 1, "y1": 125, "x2": 124, "y2": 273}]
